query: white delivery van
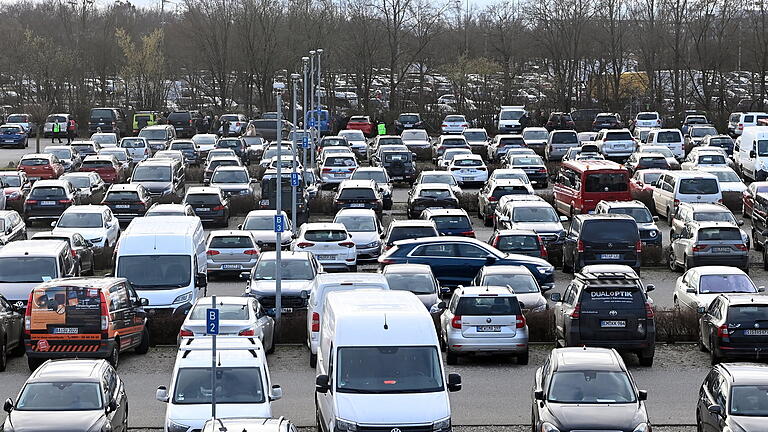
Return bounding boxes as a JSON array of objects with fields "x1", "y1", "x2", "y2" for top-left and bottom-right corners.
[
  {"x1": 156, "y1": 336, "x2": 281, "y2": 432},
  {"x1": 306, "y1": 273, "x2": 389, "y2": 367},
  {"x1": 646, "y1": 129, "x2": 685, "y2": 159},
  {"x1": 114, "y1": 216, "x2": 207, "y2": 328},
  {"x1": 652, "y1": 171, "x2": 722, "y2": 222},
  {"x1": 737, "y1": 126, "x2": 768, "y2": 181},
  {"x1": 315, "y1": 290, "x2": 461, "y2": 432}
]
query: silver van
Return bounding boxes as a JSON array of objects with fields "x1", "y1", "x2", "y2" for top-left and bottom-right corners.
[
  {"x1": 0, "y1": 240, "x2": 76, "y2": 309},
  {"x1": 652, "y1": 171, "x2": 722, "y2": 223}
]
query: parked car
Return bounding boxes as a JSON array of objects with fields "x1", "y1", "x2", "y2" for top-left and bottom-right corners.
[
  {"x1": 672, "y1": 266, "x2": 760, "y2": 312},
  {"x1": 698, "y1": 294, "x2": 768, "y2": 364},
  {"x1": 562, "y1": 214, "x2": 641, "y2": 273},
  {"x1": 696, "y1": 363, "x2": 768, "y2": 430},
  {"x1": 88, "y1": 107, "x2": 129, "y2": 137},
  {"x1": 506, "y1": 154, "x2": 548, "y2": 188},
  {"x1": 119, "y1": 137, "x2": 150, "y2": 162},
  {"x1": 652, "y1": 171, "x2": 722, "y2": 223},
  {"x1": 318, "y1": 152, "x2": 358, "y2": 188},
  {"x1": 594, "y1": 128, "x2": 636, "y2": 161},
  {"x1": 183, "y1": 186, "x2": 230, "y2": 226},
  {"x1": 69, "y1": 140, "x2": 100, "y2": 157},
  {"x1": 333, "y1": 208, "x2": 383, "y2": 260},
  {"x1": 52, "y1": 205, "x2": 121, "y2": 265},
  {"x1": 625, "y1": 152, "x2": 670, "y2": 175},
  {"x1": 521, "y1": 127, "x2": 549, "y2": 156},
  {"x1": 477, "y1": 179, "x2": 533, "y2": 226},
  {"x1": 345, "y1": 115, "x2": 374, "y2": 137},
  {"x1": 487, "y1": 229, "x2": 548, "y2": 259},
  {"x1": 167, "y1": 110, "x2": 202, "y2": 138},
  {"x1": 5, "y1": 113, "x2": 36, "y2": 136},
  {"x1": 594, "y1": 200, "x2": 662, "y2": 253},
  {"x1": 545, "y1": 112, "x2": 576, "y2": 131},
  {"x1": 145, "y1": 203, "x2": 195, "y2": 217},
  {"x1": 382, "y1": 219, "x2": 439, "y2": 251},
  {"x1": 637, "y1": 144, "x2": 681, "y2": 169},
  {"x1": 99, "y1": 147, "x2": 132, "y2": 173},
  {"x1": 0, "y1": 124, "x2": 27, "y2": 148},
  {"x1": 472, "y1": 265, "x2": 549, "y2": 311},
  {"x1": 592, "y1": 112, "x2": 623, "y2": 131},
  {"x1": 217, "y1": 113, "x2": 249, "y2": 136},
  {"x1": 179, "y1": 296, "x2": 274, "y2": 352},
  {"x1": 101, "y1": 183, "x2": 153, "y2": 223},
  {"x1": 31, "y1": 231, "x2": 95, "y2": 276},
  {"x1": 441, "y1": 114, "x2": 469, "y2": 134},
  {"x1": 90, "y1": 132, "x2": 119, "y2": 148},
  {"x1": 742, "y1": 181, "x2": 768, "y2": 218},
  {"x1": 79, "y1": 155, "x2": 126, "y2": 184},
  {"x1": 0, "y1": 210, "x2": 26, "y2": 245},
  {"x1": 18, "y1": 154, "x2": 64, "y2": 181},
  {"x1": 545, "y1": 129, "x2": 579, "y2": 161},
  {"x1": 24, "y1": 179, "x2": 81, "y2": 222},
  {"x1": 0, "y1": 293, "x2": 22, "y2": 370},
  {"x1": 240, "y1": 210, "x2": 293, "y2": 251},
  {"x1": 0, "y1": 171, "x2": 29, "y2": 211},
  {"x1": 209, "y1": 165, "x2": 256, "y2": 207},
  {"x1": 243, "y1": 250, "x2": 320, "y2": 313},
  {"x1": 381, "y1": 263, "x2": 440, "y2": 309},
  {"x1": 448, "y1": 153, "x2": 488, "y2": 186},
  {"x1": 414, "y1": 170, "x2": 463, "y2": 195},
  {"x1": 669, "y1": 221, "x2": 749, "y2": 272},
  {"x1": 290, "y1": 222, "x2": 357, "y2": 271}
]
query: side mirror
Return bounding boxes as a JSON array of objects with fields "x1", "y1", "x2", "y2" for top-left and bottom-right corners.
[
  {"x1": 559, "y1": 215, "x2": 568, "y2": 222},
  {"x1": 534, "y1": 390, "x2": 544, "y2": 401},
  {"x1": 707, "y1": 404, "x2": 722, "y2": 416},
  {"x1": 155, "y1": 386, "x2": 169, "y2": 402},
  {"x1": 652, "y1": 216, "x2": 659, "y2": 222},
  {"x1": 638, "y1": 390, "x2": 648, "y2": 401},
  {"x1": 485, "y1": 255, "x2": 497, "y2": 265},
  {"x1": 697, "y1": 306, "x2": 706, "y2": 314},
  {"x1": 106, "y1": 399, "x2": 117, "y2": 413},
  {"x1": 437, "y1": 301, "x2": 447, "y2": 310},
  {"x1": 759, "y1": 286, "x2": 766, "y2": 293},
  {"x1": 238, "y1": 224, "x2": 243, "y2": 229},
  {"x1": 269, "y1": 384, "x2": 283, "y2": 401},
  {"x1": 50, "y1": 221, "x2": 56, "y2": 228},
  {"x1": 140, "y1": 298, "x2": 149, "y2": 306},
  {"x1": 3, "y1": 398, "x2": 12, "y2": 413},
  {"x1": 195, "y1": 273, "x2": 207, "y2": 288},
  {"x1": 300, "y1": 290, "x2": 309, "y2": 300},
  {"x1": 447, "y1": 373, "x2": 462, "y2": 392},
  {"x1": 646, "y1": 284, "x2": 655, "y2": 293},
  {"x1": 549, "y1": 292, "x2": 562, "y2": 302},
  {"x1": 738, "y1": 220, "x2": 744, "y2": 226},
  {"x1": 750, "y1": 150, "x2": 756, "y2": 159},
  {"x1": 686, "y1": 288, "x2": 696, "y2": 294},
  {"x1": 315, "y1": 374, "x2": 330, "y2": 393}
]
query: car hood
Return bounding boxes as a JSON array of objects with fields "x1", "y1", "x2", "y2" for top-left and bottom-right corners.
[
  {"x1": 348, "y1": 231, "x2": 380, "y2": 245},
  {"x1": 514, "y1": 292, "x2": 547, "y2": 310},
  {"x1": 730, "y1": 415, "x2": 768, "y2": 432},
  {"x1": 133, "y1": 181, "x2": 172, "y2": 191},
  {"x1": 249, "y1": 279, "x2": 312, "y2": 296},
  {"x1": 168, "y1": 403, "x2": 271, "y2": 430},
  {"x1": 334, "y1": 391, "x2": 449, "y2": 424},
  {"x1": 402, "y1": 139, "x2": 431, "y2": 146},
  {"x1": 525, "y1": 140, "x2": 547, "y2": 146},
  {"x1": 52, "y1": 227, "x2": 107, "y2": 242},
  {"x1": 9, "y1": 409, "x2": 105, "y2": 432},
  {"x1": 508, "y1": 222, "x2": 564, "y2": 235},
  {"x1": 499, "y1": 119, "x2": 520, "y2": 124},
  {"x1": 213, "y1": 183, "x2": 251, "y2": 191},
  {"x1": 415, "y1": 293, "x2": 439, "y2": 309},
  {"x1": 546, "y1": 403, "x2": 645, "y2": 431}
]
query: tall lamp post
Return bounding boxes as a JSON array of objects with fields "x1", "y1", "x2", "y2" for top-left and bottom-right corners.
[
  {"x1": 302, "y1": 56, "x2": 309, "y2": 171},
  {"x1": 308, "y1": 50, "x2": 316, "y2": 169},
  {"x1": 290, "y1": 73, "x2": 300, "y2": 230},
  {"x1": 273, "y1": 76, "x2": 285, "y2": 332}
]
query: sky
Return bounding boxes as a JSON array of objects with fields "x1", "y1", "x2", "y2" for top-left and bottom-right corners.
[{"x1": 0, "y1": 0, "x2": 497, "y2": 10}]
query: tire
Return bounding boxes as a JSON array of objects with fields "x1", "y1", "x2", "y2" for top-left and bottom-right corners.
[
  {"x1": 309, "y1": 353, "x2": 317, "y2": 368},
  {"x1": 668, "y1": 249, "x2": 679, "y2": 272},
  {"x1": 108, "y1": 342, "x2": 120, "y2": 368},
  {"x1": 698, "y1": 336, "x2": 707, "y2": 352},
  {"x1": 517, "y1": 350, "x2": 529, "y2": 365},
  {"x1": 0, "y1": 341, "x2": 7, "y2": 372},
  {"x1": 135, "y1": 328, "x2": 150, "y2": 354},
  {"x1": 638, "y1": 353, "x2": 654, "y2": 367},
  {"x1": 266, "y1": 337, "x2": 275, "y2": 355},
  {"x1": 683, "y1": 254, "x2": 691, "y2": 273},
  {"x1": 446, "y1": 349, "x2": 458, "y2": 365},
  {"x1": 11, "y1": 330, "x2": 25, "y2": 356},
  {"x1": 754, "y1": 230, "x2": 763, "y2": 252}
]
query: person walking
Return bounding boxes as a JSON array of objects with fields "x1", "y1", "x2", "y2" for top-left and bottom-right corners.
[
  {"x1": 52, "y1": 120, "x2": 63, "y2": 143},
  {"x1": 66, "y1": 118, "x2": 77, "y2": 144},
  {"x1": 221, "y1": 118, "x2": 230, "y2": 137},
  {"x1": 212, "y1": 115, "x2": 220, "y2": 136}
]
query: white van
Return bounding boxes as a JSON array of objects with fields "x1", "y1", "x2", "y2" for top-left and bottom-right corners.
[
  {"x1": 306, "y1": 272, "x2": 389, "y2": 367},
  {"x1": 156, "y1": 336, "x2": 281, "y2": 432},
  {"x1": 646, "y1": 128, "x2": 684, "y2": 159},
  {"x1": 315, "y1": 290, "x2": 461, "y2": 432},
  {"x1": 736, "y1": 126, "x2": 768, "y2": 181},
  {"x1": 652, "y1": 171, "x2": 722, "y2": 222},
  {"x1": 728, "y1": 112, "x2": 768, "y2": 136},
  {"x1": 114, "y1": 216, "x2": 207, "y2": 328},
  {"x1": 0, "y1": 240, "x2": 76, "y2": 308}
]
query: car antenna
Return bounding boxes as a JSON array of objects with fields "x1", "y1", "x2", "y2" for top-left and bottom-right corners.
[{"x1": 383, "y1": 313, "x2": 389, "y2": 330}]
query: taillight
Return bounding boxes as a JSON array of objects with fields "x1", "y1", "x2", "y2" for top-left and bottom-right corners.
[
  {"x1": 322, "y1": 168, "x2": 332, "y2": 172},
  {"x1": 635, "y1": 240, "x2": 642, "y2": 253},
  {"x1": 674, "y1": 199, "x2": 680, "y2": 205},
  {"x1": 488, "y1": 196, "x2": 498, "y2": 202},
  {"x1": 206, "y1": 250, "x2": 220, "y2": 256},
  {"x1": 570, "y1": 303, "x2": 581, "y2": 319},
  {"x1": 717, "y1": 324, "x2": 730, "y2": 342},
  {"x1": 692, "y1": 245, "x2": 706, "y2": 252},
  {"x1": 244, "y1": 249, "x2": 259, "y2": 255},
  {"x1": 71, "y1": 249, "x2": 77, "y2": 258},
  {"x1": 212, "y1": 205, "x2": 225, "y2": 211},
  {"x1": 538, "y1": 236, "x2": 548, "y2": 258},
  {"x1": 179, "y1": 329, "x2": 193, "y2": 337},
  {"x1": 311, "y1": 312, "x2": 320, "y2": 332},
  {"x1": 379, "y1": 258, "x2": 395, "y2": 265},
  {"x1": 339, "y1": 241, "x2": 355, "y2": 248},
  {"x1": 451, "y1": 315, "x2": 462, "y2": 329},
  {"x1": 645, "y1": 302, "x2": 655, "y2": 318},
  {"x1": 24, "y1": 292, "x2": 33, "y2": 333},
  {"x1": 537, "y1": 168, "x2": 547, "y2": 173},
  {"x1": 99, "y1": 291, "x2": 109, "y2": 331},
  {"x1": 238, "y1": 328, "x2": 255, "y2": 336},
  {"x1": 441, "y1": 124, "x2": 447, "y2": 128},
  {"x1": 577, "y1": 240, "x2": 584, "y2": 253},
  {"x1": 297, "y1": 242, "x2": 314, "y2": 248},
  {"x1": 189, "y1": 119, "x2": 193, "y2": 125},
  {"x1": 516, "y1": 314, "x2": 526, "y2": 329},
  {"x1": 736, "y1": 244, "x2": 748, "y2": 251},
  {"x1": 25, "y1": 199, "x2": 38, "y2": 204},
  {"x1": 738, "y1": 123, "x2": 744, "y2": 130},
  {"x1": 460, "y1": 231, "x2": 475, "y2": 237},
  {"x1": 58, "y1": 199, "x2": 72, "y2": 204}
]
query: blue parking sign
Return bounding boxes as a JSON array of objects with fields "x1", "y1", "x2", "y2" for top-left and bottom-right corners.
[
  {"x1": 308, "y1": 118, "x2": 316, "y2": 127},
  {"x1": 302, "y1": 135, "x2": 309, "y2": 149},
  {"x1": 206, "y1": 308, "x2": 219, "y2": 335},
  {"x1": 274, "y1": 214, "x2": 285, "y2": 233},
  {"x1": 291, "y1": 172, "x2": 300, "y2": 187}
]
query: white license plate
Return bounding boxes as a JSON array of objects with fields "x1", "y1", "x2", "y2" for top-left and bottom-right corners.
[
  {"x1": 116, "y1": 204, "x2": 130, "y2": 209},
  {"x1": 40, "y1": 201, "x2": 56, "y2": 206},
  {"x1": 712, "y1": 247, "x2": 731, "y2": 253},
  {"x1": 29, "y1": 177, "x2": 40, "y2": 181},
  {"x1": 52, "y1": 327, "x2": 79, "y2": 334},
  {"x1": 281, "y1": 308, "x2": 293, "y2": 313},
  {"x1": 744, "y1": 329, "x2": 768, "y2": 336},
  {"x1": 333, "y1": 173, "x2": 347, "y2": 178},
  {"x1": 601, "y1": 320, "x2": 626, "y2": 328},
  {"x1": 601, "y1": 254, "x2": 621, "y2": 260},
  {"x1": 221, "y1": 264, "x2": 242, "y2": 270},
  {"x1": 4, "y1": 140, "x2": 14, "y2": 143},
  {"x1": 259, "y1": 199, "x2": 269, "y2": 206},
  {"x1": 477, "y1": 325, "x2": 501, "y2": 332},
  {"x1": 350, "y1": 203, "x2": 365, "y2": 207},
  {"x1": 175, "y1": 127, "x2": 183, "y2": 130},
  {"x1": 392, "y1": 176, "x2": 403, "y2": 180},
  {"x1": 318, "y1": 254, "x2": 336, "y2": 260},
  {"x1": 197, "y1": 207, "x2": 210, "y2": 212},
  {"x1": 462, "y1": 177, "x2": 473, "y2": 181}
]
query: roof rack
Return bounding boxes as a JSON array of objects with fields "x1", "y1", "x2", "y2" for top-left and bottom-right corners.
[
  {"x1": 576, "y1": 272, "x2": 639, "y2": 281},
  {"x1": 179, "y1": 336, "x2": 262, "y2": 358}
]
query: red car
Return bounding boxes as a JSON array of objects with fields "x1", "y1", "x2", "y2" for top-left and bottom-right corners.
[
  {"x1": 629, "y1": 168, "x2": 664, "y2": 210},
  {"x1": 743, "y1": 181, "x2": 768, "y2": 218},
  {"x1": 346, "y1": 115, "x2": 374, "y2": 137},
  {"x1": 18, "y1": 153, "x2": 64, "y2": 182},
  {"x1": 553, "y1": 159, "x2": 631, "y2": 215},
  {"x1": 0, "y1": 171, "x2": 30, "y2": 211},
  {"x1": 79, "y1": 155, "x2": 125, "y2": 184}
]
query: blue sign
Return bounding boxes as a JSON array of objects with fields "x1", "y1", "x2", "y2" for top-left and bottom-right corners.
[
  {"x1": 206, "y1": 308, "x2": 219, "y2": 335},
  {"x1": 302, "y1": 135, "x2": 309, "y2": 149},
  {"x1": 291, "y1": 172, "x2": 300, "y2": 187},
  {"x1": 274, "y1": 214, "x2": 285, "y2": 233},
  {"x1": 308, "y1": 118, "x2": 316, "y2": 127}
]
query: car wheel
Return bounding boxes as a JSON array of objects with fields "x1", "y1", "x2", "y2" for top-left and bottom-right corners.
[
  {"x1": 108, "y1": 342, "x2": 120, "y2": 368},
  {"x1": 446, "y1": 349, "x2": 458, "y2": 365},
  {"x1": 683, "y1": 254, "x2": 691, "y2": 272},
  {"x1": 135, "y1": 328, "x2": 150, "y2": 354},
  {"x1": 638, "y1": 352, "x2": 654, "y2": 367},
  {"x1": 517, "y1": 350, "x2": 529, "y2": 365},
  {"x1": 668, "y1": 249, "x2": 679, "y2": 272},
  {"x1": 0, "y1": 340, "x2": 7, "y2": 372},
  {"x1": 309, "y1": 353, "x2": 317, "y2": 368}
]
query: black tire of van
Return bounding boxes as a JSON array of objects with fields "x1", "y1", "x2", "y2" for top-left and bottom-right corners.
[
  {"x1": 517, "y1": 350, "x2": 529, "y2": 365},
  {"x1": 446, "y1": 349, "x2": 458, "y2": 365},
  {"x1": 638, "y1": 351, "x2": 654, "y2": 367},
  {"x1": 309, "y1": 353, "x2": 317, "y2": 368},
  {"x1": 135, "y1": 328, "x2": 150, "y2": 354},
  {"x1": 108, "y1": 342, "x2": 119, "y2": 368}
]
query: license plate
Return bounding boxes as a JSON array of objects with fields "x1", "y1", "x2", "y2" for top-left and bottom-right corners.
[
  {"x1": 350, "y1": 203, "x2": 365, "y2": 207},
  {"x1": 281, "y1": 308, "x2": 293, "y2": 313},
  {"x1": 52, "y1": 327, "x2": 79, "y2": 334},
  {"x1": 40, "y1": 201, "x2": 56, "y2": 206},
  {"x1": 259, "y1": 199, "x2": 269, "y2": 206},
  {"x1": 601, "y1": 320, "x2": 626, "y2": 328},
  {"x1": 175, "y1": 127, "x2": 183, "y2": 130},
  {"x1": 318, "y1": 254, "x2": 336, "y2": 260},
  {"x1": 462, "y1": 177, "x2": 473, "y2": 181},
  {"x1": 392, "y1": 176, "x2": 403, "y2": 180},
  {"x1": 197, "y1": 208, "x2": 210, "y2": 212},
  {"x1": 744, "y1": 329, "x2": 768, "y2": 336},
  {"x1": 221, "y1": 264, "x2": 242, "y2": 270},
  {"x1": 601, "y1": 254, "x2": 621, "y2": 260},
  {"x1": 116, "y1": 204, "x2": 130, "y2": 209},
  {"x1": 712, "y1": 247, "x2": 731, "y2": 253},
  {"x1": 29, "y1": 177, "x2": 40, "y2": 181},
  {"x1": 333, "y1": 173, "x2": 347, "y2": 178},
  {"x1": 477, "y1": 325, "x2": 501, "y2": 332},
  {"x1": 4, "y1": 140, "x2": 13, "y2": 143}
]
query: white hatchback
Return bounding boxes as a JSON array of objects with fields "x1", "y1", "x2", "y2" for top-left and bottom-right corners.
[
  {"x1": 448, "y1": 153, "x2": 488, "y2": 184},
  {"x1": 318, "y1": 153, "x2": 358, "y2": 187},
  {"x1": 290, "y1": 222, "x2": 357, "y2": 271}
]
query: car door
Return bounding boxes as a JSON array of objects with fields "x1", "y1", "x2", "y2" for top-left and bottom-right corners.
[
  {"x1": 103, "y1": 209, "x2": 119, "y2": 246},
  {"x1": 680, "y1": 270, "x2": 698, "y2": 310},
  {"x1": 126, "y1": 283, "x2": 147, "y2": 340},
  {"x1": 0, "y1": 295, "x2": 21, "y2": 351},
  {"x1": 74, "y1": 233, "x2": 94, "y2": 273},
  {"x1": 252, "y1": 299, "x2": 274, "y2": 349},
  {"x1": 698, "y1": 370, "x2": 719, "y2": 432},
  {"x1": 409, "y1": 243, "x2": 460, "y2": 285},
  {"x1": 562, "y1": 219, "x2": 580, "y2": 267},
  {"x1": 554, "y1": 283, "x2": 574, "y2": 339},
  {"x1": 456, "y1": 243, "x2": 496, "y2": 283},
  {"x1": 700, "y1": 298, "x2": 720, "y2": 351}
]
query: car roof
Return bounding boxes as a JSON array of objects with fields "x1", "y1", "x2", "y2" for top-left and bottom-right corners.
[
  {"x1": 32, "y1": 179, "x2": 69, "y2": 188},
  {"x1": 382, "y1": 263, "x2": 432, "y2": 274},
  {"x1": 339, "y1": 180, "x2": 375, "y2": 189},
  {"x1": 679, "y1": 202, "x2": 730, "y2": 212},
  {"x1": 36, "y1": 276, "x2": 126, "y2": 290},
  {"x1": 208, "y1": 230, "x2": 254, "y2": 238},
  {"x1": 422, "y1": 208, "x2": 469, "y2": 217},
  {"x1": 452, "y1": 153, "x2": 483, "y2": 160},
  {"x1": 336, "y1": 208, "x2": 377, "y2": 217},
  {"x1": 0, "y1": 240, "x2": 67, "y2": 256},
  {"x1": 186, "y1": 186, "x2": 221, "y2": 194},
  {"x1": 22, "y1": 153, "x2": 53, "y2": 159},
  {"x1": 689, "y1": 265, "x2": 747, "y2": 276},
  {"x1": 258, "y1": 250, "x2": 311, "y2": 261},
  {"x1": 62, "y1": 205, "x2": 108, "y2": 214},
  {"x1": 719, "y1": 294, "x2": 768, "y2": 306},
  {"x1": 553, "y1": 347, "x2": 624, "y2": 372},
  {"x1": 575, "y1": 213, "x2": 635, "y2": 222},
  {"x1": 177, "y1": 337, "x2": 266, "y2": 367},
  {"x1": 494, "y1": 229, "x2": 538, "y2": 236},
  {"x1": 481, "y1": 265, "x2": 533, "y2": 275},
  {"x1": 304, "y1": 222, "x2": 347, "y2": 231},
  {"x1": 108, "y1": 184, "x2": 142, "y2": 191},
  {"x1": 457, "y1": 285, "x2": 517, "y2": 296},
  {"x1": 689, "y1": 220, "x2": 740, "y2": 229},
  {"x1": 490, "y1": 179, "x2": 526, "y2": 187},
  {"x1": 719, "y1": 363, "x2": 768, "y2": 385},
  {"x1": 599, "y1": 200, "x2": 648, "y2": 209},
  {"x1": 389, "y1": 219, "x2": 436, "y2": 228},
  {"x1": 30, "y1": 359, "x2": 106, "y2": 382}
]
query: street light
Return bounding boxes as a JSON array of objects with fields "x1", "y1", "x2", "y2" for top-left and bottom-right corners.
[
  {"x1": 290, "y1": 73, "x2": 301, "y2": 230},
  {"x1": 315, "y1": 49, "x2": 323, "y2": 144},
  {"x1": 273, "y1": 77, "x2": 286, "y2": 332},
  {"x1": 302, "y1": 56, "x2": 309, "y2": 171},
  {"x1": 309, "y1": 51, "x2": 316, "y2": 169}
]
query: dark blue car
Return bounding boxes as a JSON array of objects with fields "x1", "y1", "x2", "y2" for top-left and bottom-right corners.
[
  {"x1": 378, "y1": 236, "x2": 555, "y2": 289},
  {"x1": 0, "y1": 124, "x2": 27, "y2": 149}
]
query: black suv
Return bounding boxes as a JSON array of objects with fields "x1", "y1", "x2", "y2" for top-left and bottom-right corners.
[
  {"x1": 394, "y1": 113, "x2": 424, "y2": 134},
  {"x1": 167, "y1": 110, "x2": 202, "y2": 138},
  {"x1": 698, "y1": 294, "x2": 768, "y2": 364},
  {"x1": 563, "y1": 214, "x2": 641, "y2": 273},
  {"x1": 259, "y1": 172, "x2": 309, "y2": 225},
  {"x1": 378, "y1": 149, "x2": 416, "y2": 183},
  {"x1": 551, "y1": 271, "x2": 656, "y2": 366},
  {"x1": 88, "y1": 107, "x2": 129, "y2": 138},
  {"x1": 697, "y1": 363, "x2": 768, "y2": 432}
]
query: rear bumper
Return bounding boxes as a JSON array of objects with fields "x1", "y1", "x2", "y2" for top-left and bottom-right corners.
[
  {"x1": 207, "y1": 261, "x2": 257, "y2": 272},
  {"x1": 447, "y1": 331, "x2": 529, "y2": 353},
  {"x1": 690, "y1": 254, "x2": 748, "y2": 269},
  {"x1": 567, "y1": 335, "x2": 655, "y2": 352},
  {"x1": 26, "y1": 338, "x2": 116, "y2": 359}
]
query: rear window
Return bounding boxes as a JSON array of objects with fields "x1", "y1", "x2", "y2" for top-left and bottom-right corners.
[
  {"x1": 186, "y1": 194, "x2": 221, "y2": 205},
  {"x1": 585, "y1": 173, "x2": 628, "y2": 192},
  {"x1": 727, "y1": 305, "x2": 768, "y2": 322},
  {"x1": 551, "y1": 132, "x2": 577, "y2": 144},
  {"x1": 28, "y1": 285, "x2": 102, "y2": 332},
  {"x1": 581, "y1": 220, "x2": 638, "y2": 242},
  {"x1": 697, "y1": 154, "x2": 726, "y2": 164},
  {"x1": 605, "y1": 131, "x2": 633, "y2": 141},
  {"x1": 455, "y1": 296, "x2": 521, "y2": 315},
  {"x1": 679, "y1": 178, "x2": 719, "y2": 194},
  {"x1": 304, "y1": 230, "x2": 347, "y2": 242},
  {"x1": 431, "y1": 215, "x2": 471, "y2": 230},
  {"x1": 46, "y1": 149, "x2": 73, "y2": 161},
  {"x1": 190, "y1": 304, "x2": 248, "y2": 320},
  {"x1": 445, "y1": 116, "x2": 465, "y2": 122},
  {"x1": 499, "y1": 138, "x2": 525, "y2": 147},
  {"x1": 595, "y1": 115, "x2": 617, "y2": 122},
  {"x1": 697, "y1": 227, "x2": 742, "y2": 241},
  {"x1": 581, "y1": 287, "x2": 644, "y2": 309},
  {"x1": 0, "y1": 257, "x2": 58, "y2": 283},
  {"x1": 209, "y1": 236, "x2": 253, "y2": 249},
  {"x1": 242, "y1": 216, "x2": 272, "y2": 230},
  {"x1": 657, "y1": 131, "x2": 681, "y2": 143},
  {"x1": 637, "y1": 113, "x2": 657, "y2": 120},
  {"x1": 692, "y1": 127, "x2": 717, "y2": 137},
  {"x1": 20, "y1": 158, "x2": 49, "y2": 166},
  {"x1": 90, "y1": 109, "x2": 114, "y2": 119},
  {"x1": 398, "y1": 114, "x2": 420, "y2": 123},
  {"x1": 709, "y1": 138, "x2": 733, "y2": 147},
  {"x1": 339, "y1": 188, "x2": 375, "y2": 200},
  {"x1": 496, "y1": 235, "x2": 540, "y2": 251},
  {"x1": 7, "y1": 115, "x2": 28, "y2": 123},
  {"x1": 324, "y1": 157, "x2": 356, "y2": 167},
  {"x1": 464, "y1": 131, "x2": 487, "y2": 141},
  {"x1": 511, "y1": 156, "x2": 543, "y2": 166},
  {"x1": 105, "y1": 191, "x2": 139, "y2": 201},
  {"x1": 388, "y1": 226, "x2": 437, "y2": 243},
  {"x1": 168, "y1": 112, "x2": 192, "y2": 121},
  {"x1": 419, "y1": 189, "x2": 452, "y2": 199},
  {"x1": 121, "y1": 138, "x2": 146, "y2": 148},
  {"x1": 30, "y1": 187, "x2": 65, "y2": 198},
  {"x1": 454, "y1": 158, "x2": 481, "y2": 167},
  {"x1": 384, "y1": 152, "x2": 411, "y2": 163},
  {"x1": 0, "y1": 126, "x2": 21, "y2": 134},
  {"x1": 82, "y1": 160, "x2": 113, "y2": 168},
  {"x1": 492, "y1": 186, "x2": 528, "y2": 198}
]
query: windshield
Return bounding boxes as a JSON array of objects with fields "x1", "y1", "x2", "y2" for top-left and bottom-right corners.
[
  {"x1": 695, "y1": 211, "x2": 737, "y2": 223},
  {"x1": 679, "y1": 178, "x2": 719, "y2": 194},
  {"x1": 0, "y1": 257, "x2": 57, "y2": 282},
  {"x1": 121, "y1": 138, "x2": 146, "y2": 148},
  {"x1": 352, "y1": 170, "x2": 387, "y2": 183},
  {"x1": 173, "y1": 367, "x2": 264, "y2": 404},
  {"x1": 91, "y1": 134, "x2": 117, "y2": 145},
  {"x1": 710, "y1": 170, "x2": 741, "y2": 183},
  {"x1": 253, "y1": 258, "x2": 315, "y2": 280},
  {"x1": 305, "y1": 230, "x2": 347, "y2": 242},
  {"x1": 0, "y1": 175, "x2": 21, "y2": 187},
  {"x1": 642, "y1": 172, "x2": 662, "y2": 184},
  {"x1": 388, "y1": 227, "x2": 437, "y2": 243},
  {"x1": 243, "y1": 216, "x2": 273, "y2": 230},
  {"x1": 385, "y1": 273, "x2": 436, "y2": 294},
  {"x1": 45, "y1": 149, "x2": 72, "y2": 159},
  {"x1": 581, "y1": 220, "x2": 638, "y2": 242},
  {"x1": 335, "y1": 215, "x2": 376, "y2": 232},
  {"x1": 698, "y1": 227, "x2": 742, "y2": 241},
  {"x1": 608, "y1": 207, "x2": 652, "y2": 223},
  {"x1": 637, "y1": 113, "x2": 657, "y2": 120},
  {"x1": 132, "y1": 165, "x2": 171, "y2": 182},
  {"x1": 432, "y1": 215, "x2": 471, "y2": 231},
  {"x1": 138, "y1": 129, "x2": 168, "y2": 140},
  {"x1": 421, "y1": 174, "x2": 457, "y2": 186},
  {"x1": 523, "y1": 130, "x2": 548, "y2": 140},
  {"x1": 482, "y1": 274, "x2": 539, "y2": 293},
  {"x1": 401, "y1": 130, "x2": 428, "y2": 140},
  {"x1": 548, "y1": 371, "x2": 636, "y2": 403},
  {"x1": 117, "y1": 255, "x2": 191, "y2": 288},
  {"x1": 337, "y1": 346, "x2": 443, "y2": 394},
  {"x1": 57, "y1": 212, "x2": 103, "y2": 228},
  {"x1": 212, "y1": 170, "x2": 249, "y2": 184},
  {"x1": 16, "y1": 382, "x2": 102, "y2": 411},
  {"x1": 585, "y1": 173, "x2": 628, "y2": 192},
  {"x1": 699, "y1": 274, "x2": 756, "y2": 293},
  {"x1": 512, "y1": 206, "x2": 559, "y2": 222},
  {"x1": 190, "y1": 304, "x2": 249, "y2": 320},
  {"x1": 730, "y1": 385, "x2": 768, "y2": 416},
  {"x1": 500, "y1": 110, "x2": 524, "y2": 120},
  {"x1": 511, "y1": 156, "x2": 543, "y2": 166}
]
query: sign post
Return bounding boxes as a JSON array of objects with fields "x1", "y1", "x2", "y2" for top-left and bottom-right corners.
[{"x1": 207, "y1": 296, "x2": 219, "y2": 421}]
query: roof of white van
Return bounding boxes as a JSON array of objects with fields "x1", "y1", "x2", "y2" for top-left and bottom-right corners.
[
  {"x1": 176, "y1": 336, "x2": 266, "y2": 367},
  {"x1": 123, "y1": 216, "x2": 201, "y2": 236},
  {"x1": 119, "y1": 216, "x2": 202, "y2": 255},
  {"x1": 326, "y1": 290, "x2": 436, "y2": 346},
  {"x1": 315, "y1": 272, "x2": 387, "y2": 286},
  {"x1": 667, "y1": 171, "x2": 719, "y2": 179}
]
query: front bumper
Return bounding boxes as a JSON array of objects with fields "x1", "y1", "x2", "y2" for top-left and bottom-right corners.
[{"x1": 355, "y1": 245, "x2": 382, "y2": 260}]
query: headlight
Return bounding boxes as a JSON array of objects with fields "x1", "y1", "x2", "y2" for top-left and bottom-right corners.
[
  {"x1": 432, "y1": 417, "x2": 451, "y2": 432},
  {"x1": 335, "y1": 419, "x2": 357, "y2": 432},
  {"x1": 632, "y1": 423, "x2": 651, "y2": 432},
  {"x1": 173, "y1": 292, "x2": 192, "y2": 304},
  {"x1": 8, "y1": 191, "x2": 19, "y2": 199},
  {"x1": 540, "y1": 422, "x2": 560, "y2": 432},
  {"x1": 239, "y1": 189, "x2": 251, "y2": 195},
  {"x1": 532, "y1": 301, "x2": 548, "y2": 312},
  {"x1": 649, "y1": 230, "x2": 658, "y2": 238},
  {"x1": 362, "y1": 241, "x2": 381, "y2": 248},
  {"x1": 166, "y1": 420, "x2": 190, "y2": 432},
  {"x1": 90, "y1": 237, "x2": 103, "y2": 244},
  {"x1": 536, "y1": 265, "x2": 554, "y2": 274}
]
